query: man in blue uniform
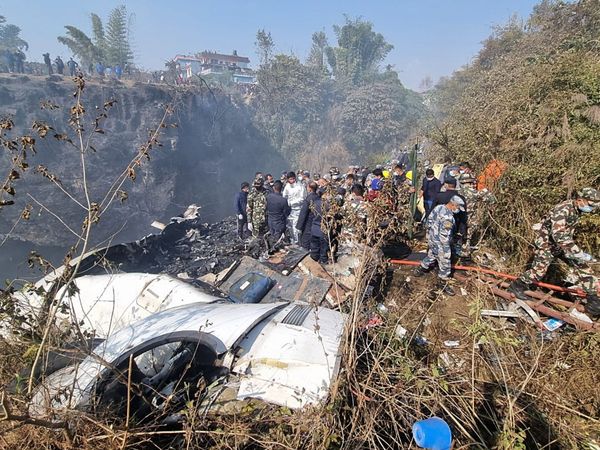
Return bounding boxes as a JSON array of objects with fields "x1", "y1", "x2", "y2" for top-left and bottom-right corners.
[{"x1": 414, "y1": 195, "x2": 466, "y2": 296}]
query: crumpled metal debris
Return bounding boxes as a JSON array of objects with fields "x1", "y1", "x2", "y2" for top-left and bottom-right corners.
[{"x1": 78, "y1": 208, "x2": 245, "y2": 280}]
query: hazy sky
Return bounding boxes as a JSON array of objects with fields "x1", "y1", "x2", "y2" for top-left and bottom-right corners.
[{"x1": 1, "y1": 0, "x2": 541, "y2": 90}]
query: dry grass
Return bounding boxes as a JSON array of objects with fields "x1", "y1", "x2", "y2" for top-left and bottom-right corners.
[{"x1": 1, "y1": 193, "x2": 599, "y2": 450}]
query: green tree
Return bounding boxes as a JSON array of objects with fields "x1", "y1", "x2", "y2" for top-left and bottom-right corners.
[
  {"x1": 104, "y1": 5, "x2": 133, "y2": 67},
  {"x1": 0, "y1": 15, "x2": 28, "y2": 51},
  {"x1": 340, "y1": 77, "x2": 422, "y2": 156},
  {"x1": 326, "y1": 17, "x2": 393, "y2": 84},
  {"x1": 57, "y1": 6, "x2": 133, "y2": 68},
  {"x1": 307, "y1": 31, "x2": 329, "y2": 73},
  {"x1": 254, "y1": 54, "x2": 327, "y2": 161},
  {"x1": 90, "y1": 13, "x2": 107, "y2": 61},
  {"x1": 255, "y1": 29, "x2": 274, "y2": 66},
  {"x1": 427, "y1": 0, "x2": 600, "y2": 257},
  {"x1": 57, "y1": 26, "x2": 99, "y2": 68}
]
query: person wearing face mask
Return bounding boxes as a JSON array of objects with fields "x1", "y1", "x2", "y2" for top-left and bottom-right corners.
[
  {"x1": 508, "y1": 187, "x2": 600, "y2": 317},
  {"x1": 413, "y1": 196, "x2": 466, "y2": 296},
  {"x1": 282, "y1": 171, "x2": 307, "y2": 244},
  {"x1": 420, "y1": 168, "x2": 442, "y2": 217},
  {"x1": 432, "y1": 178, "x2": 468, "y2": 260}
]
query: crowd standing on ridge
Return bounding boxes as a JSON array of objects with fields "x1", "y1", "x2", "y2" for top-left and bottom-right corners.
[{"x1": 235, "y1": 161, "x2": 600, "y2": 316}]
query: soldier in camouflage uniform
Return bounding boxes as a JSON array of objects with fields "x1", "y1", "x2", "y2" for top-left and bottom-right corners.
[
  {"x1": 509, "y1": 187, "x2": 600, "y2": 316},
  {"x1": 246, "y1": 175, "x2": 268, "y2": 238},
  {"x1": 459, "y1": 173, "x2": 494, "y2": 254},
  {"x1": 414, "y1": 195, "x2": 466, "y2": 296}
]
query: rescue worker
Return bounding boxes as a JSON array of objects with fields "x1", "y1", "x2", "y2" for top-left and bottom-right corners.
[
  {"x1": 282, "y1": 171, "x2": 306, "y2": 244},
  {"x1": 234, "y1": 182, "x2": 250, "y2": 240},
  {"x1": 296, "y1": 181, "x2": 319, "y2": 250},
  {"x1": 266, "y1": 180, "x2": 291, "y2": 243},
  {"x1": 508, "y1": 188, "x2": 600, "y2": 316},
  {"x1": 458, "y1": 172, "x2": 494, "y2": 253},
  {"x1": 246, "y1": 175, "x2": 268, "y2": 239},
  {"x1": 414, "y1": 195, "x2": 466, "y2": 296},
  {"x1": 432, "y1": 178, "x2": 467, "y2": 260}
]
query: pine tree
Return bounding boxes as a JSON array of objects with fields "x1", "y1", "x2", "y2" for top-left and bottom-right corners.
[
  {"x1": 104, "y1": 5, "x2": 133, "y2": 67},
  {"x1": 90, "y1": 13, "x2": 107, "y2": 62}
]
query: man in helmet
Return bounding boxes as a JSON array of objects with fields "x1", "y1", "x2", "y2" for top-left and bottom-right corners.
[
  {"x1": 246, "y1": 175, "x2": 268, "y2": 238},
  {"x1": 508, "y1": 187, "x2": 600, "y2": 316}
]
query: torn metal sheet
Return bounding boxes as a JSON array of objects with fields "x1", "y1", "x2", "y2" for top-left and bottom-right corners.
[
  {"x1": 261, "y1": 246, "x2": 309, "y2": 273},
  {"x1": 8, "y1": 273, "x2": 227, "y2": 340},
  {"x1": 296, "y1": 257, "x2": 351, "y2": 307},
  {"x1": 220, "y1": 256, "x2": 332, "y2": 305},
  {"x1": 233, "y1": 305, "x2": 344, "y2": 408}
]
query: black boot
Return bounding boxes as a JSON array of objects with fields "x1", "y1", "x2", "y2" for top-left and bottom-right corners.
[
  {"x1": 584, "y1": 294, "x2": 600, "y2": 318},
  {"x1": 508, "y1": 279, "x2": 530, "y2": 300},
  {"x1": 436, "y1": 279, "x2": 455, "y2": 296},
  {"x1": 413, "y1": 266, "x2": 429, "y2": 277}
]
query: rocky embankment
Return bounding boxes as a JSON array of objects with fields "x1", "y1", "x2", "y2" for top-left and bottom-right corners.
[{"x1": 0, "y1": 74, "x2": 285, "y2": 277}]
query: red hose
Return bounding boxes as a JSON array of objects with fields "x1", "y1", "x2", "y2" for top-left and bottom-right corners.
[{"x1": 388, "y1": 259, "x2": 587, "y2": 297}]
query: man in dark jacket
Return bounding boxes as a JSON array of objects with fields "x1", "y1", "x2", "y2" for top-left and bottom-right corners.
[
  {"x1": 420, "y1": 168, "x2": 442, "y2": 217},
  {"x1": 296, "y1": 181, "x2": 319, "y2": 250},
  {"x1": 432, "y1": 177, "x2": 468, "y2": 259},
  {"x1": 310, "y1": 189, "x2": 329, "y2": 263},
  {"x1": 266, "y1": 180, "x2": 291, "y2": 242},
  {"x1": 235, "y1": 182, "x2": 250, "y2": 240}
]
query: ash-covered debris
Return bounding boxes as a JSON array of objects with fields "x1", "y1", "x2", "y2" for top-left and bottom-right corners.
[{"x1": 78, "y1": 206, "x2": 245, "y2": 279}]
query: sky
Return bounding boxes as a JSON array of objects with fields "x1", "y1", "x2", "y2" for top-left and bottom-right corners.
[{"x1": 1, "y1": 0, "x2": 541, "y2": 90}]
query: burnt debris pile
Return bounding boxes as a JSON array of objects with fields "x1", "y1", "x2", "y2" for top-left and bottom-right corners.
[{"x1": 78, "y1": 212, "x2": 244, "y2": 280}]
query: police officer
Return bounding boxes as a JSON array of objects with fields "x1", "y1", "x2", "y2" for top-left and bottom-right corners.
[
  {"x1": 414, "y1": 195, "x2": 466, "y2": 296},
  {"x1": 508, "y1": 188, "x2": 600, "y2": 316},
  {"x1": 246, "y1": 175, "x2": 268, "y2": 239},
  {"x1": 432, "y1": 178, "x2": 468, "y2": 260}
]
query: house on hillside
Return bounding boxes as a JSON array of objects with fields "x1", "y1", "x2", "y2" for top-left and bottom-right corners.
[{"x1": 172, "y1": 50, "x2": 256, "y2": 84}]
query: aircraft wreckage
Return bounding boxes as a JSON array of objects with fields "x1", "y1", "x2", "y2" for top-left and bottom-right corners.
[{"x1": 3, "y1": 206, "x2": 384, "y2": 422}]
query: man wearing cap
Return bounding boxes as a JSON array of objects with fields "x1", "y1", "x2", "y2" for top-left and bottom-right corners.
[
  {"x1": 414, "y1": 196, "x2": 466, "y2": 295},
  {"x1": 282, "y1": 171, "x2": 307, "y2": 244},
  {"x1": 246, "y1": 175, "x2": 268, "y2": 238},
  {"x1": 433, "y1": 178, "x2": 468, "y2": 259},
  {"x1": 508, "y1": 188, "x2": 600, "y2": 316}
]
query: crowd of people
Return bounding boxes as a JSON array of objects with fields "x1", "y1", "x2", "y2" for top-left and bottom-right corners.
[
  {"x1": 234, "y1": 162, "x2": 600, "y2": 315},
  {"x1": 0, "y1": 49, "x2": 26, "y2": 73}
]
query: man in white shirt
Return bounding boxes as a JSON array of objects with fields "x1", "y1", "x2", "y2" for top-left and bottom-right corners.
[{"x1": 282, "y1": 171, "x2": 307, "y2": 244}]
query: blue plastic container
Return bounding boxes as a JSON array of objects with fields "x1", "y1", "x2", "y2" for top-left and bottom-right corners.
[{"x1": 412, "y1": 417, "x2": 452, "y2": 450}]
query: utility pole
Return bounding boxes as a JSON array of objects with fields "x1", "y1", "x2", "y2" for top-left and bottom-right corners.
[{"x1": 407, "y1": 139, "x2": 419, "y2": 239}]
